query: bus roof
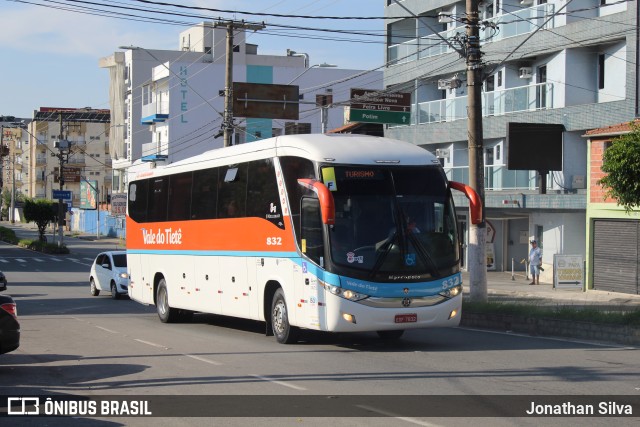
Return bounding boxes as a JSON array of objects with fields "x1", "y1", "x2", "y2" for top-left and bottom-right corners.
[{"x1": 131, "y1": 134, "x2": 439, "y2": 179}]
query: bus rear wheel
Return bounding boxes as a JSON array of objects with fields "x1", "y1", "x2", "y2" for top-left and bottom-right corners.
[
  {"x1": 271, "y1": 288, "x2": 299, "y2": 344},
  {"x1": 157, "y1": 279, "x2": 179, "y2": 323},
  {"x1": 377, "y1": 330, "x2": 404, "y2": 340}
]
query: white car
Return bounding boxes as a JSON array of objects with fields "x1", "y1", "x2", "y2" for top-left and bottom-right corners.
[{"x1": 89, "y1": 251, "x2": 129, "y2": 299}]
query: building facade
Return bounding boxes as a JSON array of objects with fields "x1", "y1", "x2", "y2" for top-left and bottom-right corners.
[
  {"x1": 0, "y1": 117, "x2": 30, "y2": 220},
  {"x1": 384, "y1": 0, "x2": 636, "y2": 275},
  {"x1": 27, "y1": 108, "x2": 112, "y2": 208},
  {"x1": 585, "y1": 121, "x2": 640, "y2": 295},
  {"x1": 100, "y1": 22, "x2": 383, "y2": 191}
]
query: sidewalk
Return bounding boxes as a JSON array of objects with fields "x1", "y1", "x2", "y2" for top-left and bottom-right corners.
[{"x1": 464, "y1": 270, "x2": 640, "y2": 310}]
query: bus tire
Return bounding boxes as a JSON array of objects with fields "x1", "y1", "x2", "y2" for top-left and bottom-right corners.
[
  {"x1": 377, "y1": 330, "x2": 404, "y2": 340},
  {"x1": 271, "y1": 288, "x2": 299, "y2": 344},
  {"x1": 156, "y1": 279, "x2": 179, "y2": 323}
]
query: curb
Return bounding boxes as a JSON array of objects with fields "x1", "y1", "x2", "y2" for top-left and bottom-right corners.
[{"x1": 461, "y1": 312, "x2": 640, "y2": 346}]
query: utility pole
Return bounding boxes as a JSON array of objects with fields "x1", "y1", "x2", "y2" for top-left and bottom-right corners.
[
  {"x1": 215, "y1": 20, "x2": 265, "y2": 147},
  {"x1": 56, "y1": 113, "x2": 69, "y2": 248},
  {"x1": 466, "y1": 0, "x2": 487, "y2": 302},
  {"x1": 10, "y1": 152, "x2": 15, "y2": 224}
]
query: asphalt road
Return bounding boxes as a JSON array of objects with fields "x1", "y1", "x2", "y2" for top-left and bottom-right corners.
[{"x1": 0, "y1": 229, "x2": 639, "y2": 426}]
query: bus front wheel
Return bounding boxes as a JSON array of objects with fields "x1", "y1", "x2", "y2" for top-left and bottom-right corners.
[
  {"x1": 156, "y1": 279, "x2": 179, "y2": 323},
  {"x1": 271, "y1": 289, "x2": 299, "y2": 344}
]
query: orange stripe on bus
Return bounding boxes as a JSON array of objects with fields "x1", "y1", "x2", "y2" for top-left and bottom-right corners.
[{"x1": 126, "y1": 216, "x2": 296, "y2": 252}]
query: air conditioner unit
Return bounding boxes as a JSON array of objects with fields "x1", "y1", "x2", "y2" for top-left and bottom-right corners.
[
  {"x1": 438, "y1": 78, "x2": 462, "y2": 90},
  {"x1": 435, "y1": 149, "x2": 450, "y2": 159},
  {"x1": 519, "y1": 67, "x2": 533, "y2": 79},
  {"x1": 438, "y1": 12, "x2": 453, "y2": 24},
  {"x1": 571, "y1": 175, "x2": 586, "y2": 189}
]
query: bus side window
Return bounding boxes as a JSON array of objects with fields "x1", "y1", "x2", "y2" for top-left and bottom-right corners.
[
  {"x1": 191, "y1": 168, "x2": 218, "y2": 220},
  {"x1": 128, "y1": 180, "x2": 149, "y2": 223},
  {"x1": 218, "y1": 164, "x2": 248, "y2": 219},
  {"x1": 300, "y1": 197, "x2": 324, "y2": 267}
]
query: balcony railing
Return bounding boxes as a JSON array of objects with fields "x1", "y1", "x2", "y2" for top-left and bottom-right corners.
[
  {"x1": 388, "y1": 3, "x2": 555, "y2": 66},
  {"x1": 481, "y1": 3, "x2": 554, "y2": 43},
  {"x1": 141, "y1": 100, "x2": 170, "y2": 124},
  {"x1": 409, "y1": 82, "x2": 553, "y2": 125},
  {"x1": 445, "y1": 165, "x2": 536, "y2": 191},
  {"x1": 67, "y1": 155, "x2": 85, "y2": 165},
  {"x1": 35, "y1": 155, "x2": 47, "y2": 165}
]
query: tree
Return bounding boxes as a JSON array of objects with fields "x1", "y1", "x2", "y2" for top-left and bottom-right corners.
[
  {"x1": 23, "y1": 198, "x2": 56, "y2": 242},
  {"x1": 1, "y1": 189, "x2": 9, "y2": 220},
  {"x1": 599, "y1": 121, "x2": 640, "y2": 212}
]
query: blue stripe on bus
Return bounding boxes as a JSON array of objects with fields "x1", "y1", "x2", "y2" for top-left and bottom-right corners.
[
  {"x1": 291, "y1": 259, "x2": 462, "y2": 298},
  {"x1": 127, "y1": 250, "x2": 461, "y2": 298}
]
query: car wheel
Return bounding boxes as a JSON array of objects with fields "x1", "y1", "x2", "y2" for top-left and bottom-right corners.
[
  {"x1": 271, "y1": 288, "x2": 299, "y2": 344},
  {"x1": 377, "y1": 330, "x2": 404, "y2": 340},
  {"x1": 156, "y1": 278, "x2": 179, "y2": 323},
  {"x1": 90, "y1": 278, "x2": 100, "y2": 296},
  {"x1": 111, "y1": 281, "x2": 120, "y2": 300}
]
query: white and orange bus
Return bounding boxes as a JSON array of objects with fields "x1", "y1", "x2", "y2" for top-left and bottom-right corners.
[{"x1": 126, "y1": 134, "x2": 481, "y2": 343}]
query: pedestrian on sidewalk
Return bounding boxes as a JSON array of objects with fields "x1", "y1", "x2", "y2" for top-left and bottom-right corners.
[{"x1": 529, "y1": 240, "x2": 542, "y2": 285}]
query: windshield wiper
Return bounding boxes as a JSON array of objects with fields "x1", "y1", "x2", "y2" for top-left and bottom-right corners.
[
  {"x1": 368, "y1": 230, "x2": 397, "y2": 280},
  {"x1": 406, "y1": 231, "x2": 440, "y2": 278}
]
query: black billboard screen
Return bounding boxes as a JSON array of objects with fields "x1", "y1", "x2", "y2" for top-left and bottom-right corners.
[{"x1": 506, "y1": 122, "x2": 564, "y2": 171}]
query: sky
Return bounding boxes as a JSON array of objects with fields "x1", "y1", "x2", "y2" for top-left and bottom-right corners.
[{"x1": 0, "y1": 0, "x2": 386, "y2": 119}]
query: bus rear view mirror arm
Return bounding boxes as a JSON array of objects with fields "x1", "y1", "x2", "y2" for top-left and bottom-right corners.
[
  {"x1": 297, "y1": 179, "x2": 336, "y2": 225},
  {"x1": 449, "y1": 181, "x2": 483, "y2": 225}
]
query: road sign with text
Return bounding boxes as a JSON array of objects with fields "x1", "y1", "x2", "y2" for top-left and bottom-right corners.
[
  {"x1": 349, "y1": 89, "x2": 411, "y2": 124},
  {"x1": 52, "y1": 190, "x2": 71, "y2": 200}
]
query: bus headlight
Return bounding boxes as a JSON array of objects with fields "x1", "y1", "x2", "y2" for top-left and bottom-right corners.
[
  {"x1": 322, "y1": 282, "x2": 369, "y2": 302},
  {"x1": 439, "y1": 284, "x2": 462, "y2": 298}
]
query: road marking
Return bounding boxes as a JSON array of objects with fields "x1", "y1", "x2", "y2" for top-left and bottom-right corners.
[
  {"x1": 250, "y1": 374, "x2": 307, "y2": 391},
  {"x1": 33, "y1": 258, "x2": 45, "y2": 262},
  {"x1": 356, "y1": 405, "x2": 441, "y2": 427},
  {"x1": 134, "y1": 339, "x2": 169, "y2": 350},
  {"x1": 0, "y1": 259, "x2": 7, "y2": 263},
  {"x1": 185, "y1": 354, "x2": 223, "y2": 366},
  {"x1": 95, "y1": 326, "x2": 118, "y2": 334},
  {"x1": 16, "y1": 258, "x2": 26, "y2": 263},
  {"x1": 83, "y1": 257, "x2": 95, "y2": 262}
]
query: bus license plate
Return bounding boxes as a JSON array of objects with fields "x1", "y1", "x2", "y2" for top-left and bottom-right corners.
[{"x1": 395, "y1": 314, "x2": 417, "y2": 323}]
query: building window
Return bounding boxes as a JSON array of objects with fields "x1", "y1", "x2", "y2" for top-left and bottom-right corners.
[
  {"x1": 284, "y1": 122, "x2": 311, "y2": 135},
  {"x1": 598, "y1": 53, "x2": 605, "y2": 89}
]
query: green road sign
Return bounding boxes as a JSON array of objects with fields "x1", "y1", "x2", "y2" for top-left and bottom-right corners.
[{"x1": 349, "y1": 109, "x2": 411, "y2": 125}]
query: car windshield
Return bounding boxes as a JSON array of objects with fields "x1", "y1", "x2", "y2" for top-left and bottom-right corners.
[
  {"x1": 325, "y1": 166, "x2": 458, "y2": 280},
  {"x1": 112, "y1": 254, "x2": 127, "y2": 268}
]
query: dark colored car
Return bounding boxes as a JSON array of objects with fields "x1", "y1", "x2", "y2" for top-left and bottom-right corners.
[
  {"x1": 0, "y1": 271, "x2": 7, "y2": 292},
  {"x1": 0, "y1": 294, "x2": 20, "y2": 355}
]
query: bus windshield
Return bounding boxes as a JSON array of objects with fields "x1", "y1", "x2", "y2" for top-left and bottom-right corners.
[{"x1": 324, "y1": 166, "x2": 458, "y2": 281}]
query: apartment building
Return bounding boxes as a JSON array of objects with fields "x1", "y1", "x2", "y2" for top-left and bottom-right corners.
[
  {"x1": 384, "y1": 0, "x2": 636, "y2": 275},
  {"x1": 27, "y1": 108, "x2": 112, "y2": 208},
  {"x1": 100, "y1": 22, "x2": 383, "y2": 191},
  {"x1": 0, "y1": 117, "x2": 30, "y2": 220}
]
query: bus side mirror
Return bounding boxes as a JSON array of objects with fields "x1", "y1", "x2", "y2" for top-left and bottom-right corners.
[
  {"x1": 449, "y1": 181, "x2": 483, "y2": 225},
  {"x1": 297, "y1": 179, "x2": 335, "y2": 225}
]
